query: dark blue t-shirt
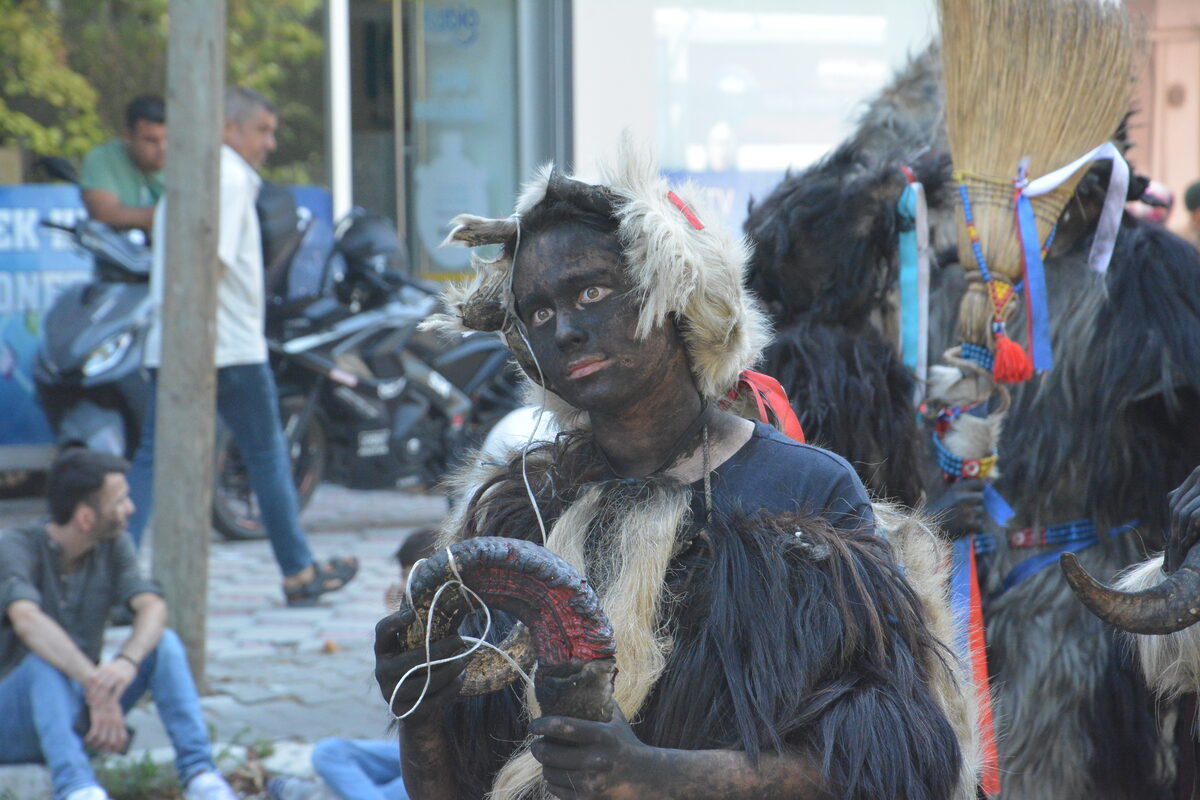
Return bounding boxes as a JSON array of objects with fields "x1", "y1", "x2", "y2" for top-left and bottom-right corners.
[{"x1": 692, "y1": 421, "x2": 874, "y2": 531}]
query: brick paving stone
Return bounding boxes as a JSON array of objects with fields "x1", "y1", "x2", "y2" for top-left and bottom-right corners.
[
  {"x1": 219, "y1": 681, "x2": 301, "y2": 705},
  {"x1": 253, "y1": 607, "x2": 336, "y2": 625},
  {"x1": 0, "y1": 763, "x2": 52, "y2": 799},
  {"x1": 327, "y1": 604, "x2": 381, "y2": 619},
  {"x1": 234, "y1": 627, "x2": 320, "y2": 646}
]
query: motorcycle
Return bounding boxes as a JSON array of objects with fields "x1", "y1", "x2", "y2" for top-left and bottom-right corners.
[
  {"x1": 33, "y1": 158, "x2": 520, "y2": 540},
  {"x1": 210, "y1": 208, "x2": 523, "y2": 539},
  {"x1": 33, "y1": 158, "x2": 154, "y2": 461}
]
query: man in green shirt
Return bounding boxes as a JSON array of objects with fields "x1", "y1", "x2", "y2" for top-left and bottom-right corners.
[{"x1": 80, "y1": 95, "x2": 166, "y2": 234}]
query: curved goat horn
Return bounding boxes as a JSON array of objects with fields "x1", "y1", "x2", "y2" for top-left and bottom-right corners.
[
  {"x1": 403, "y1": 537, "x2": 617, "y2": 721},
  {"x1": 1061, "y1": 546, "x2": 1200, "y2": 635}
]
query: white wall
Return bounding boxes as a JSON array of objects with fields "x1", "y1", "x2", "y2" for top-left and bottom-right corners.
[
  {"x1": 571, "y1": 0, "x2": 660, "y2": 179},
  {"x1": 571, "y1": 0, "x2": 936, "y2": 177}
]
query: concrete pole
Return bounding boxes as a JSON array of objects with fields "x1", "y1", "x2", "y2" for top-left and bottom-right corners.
[
  {"x1": 154, "y1": 0, "x2": 226, "y2": 687},
  {"x1": 326, "y1": 0, "x2": 354, "y2": 219}
]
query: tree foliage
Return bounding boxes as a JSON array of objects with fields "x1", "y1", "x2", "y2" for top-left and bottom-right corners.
[
  {"x1": 1, "y1": 0, "x2": 326, "y2": 184},
  {"x1": 0, "y1": 1, "x2": 105, "y2": 160}
]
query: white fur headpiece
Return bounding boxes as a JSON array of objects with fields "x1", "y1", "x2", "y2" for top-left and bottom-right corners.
[{"x1": 425, "y1": 134, "x2": 771, "y2": 409}]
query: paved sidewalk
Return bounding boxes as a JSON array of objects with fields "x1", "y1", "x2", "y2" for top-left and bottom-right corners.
[{"x1": 0, "y1": 484, "x2": 449, "y2": 799}]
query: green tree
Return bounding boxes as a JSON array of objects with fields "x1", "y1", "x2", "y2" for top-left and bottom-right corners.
[
  {"x1": 0, "y1": 0, "x2": 105, "y2": 160},
  {"x1": 226, "y1": 0, "x2": 325, "y2": 185},
  {"x1": 59, "y1": 0, "x2": 169, "y2": 132},
  {"x1": 2, "y1": 0, "x2": 326, "y2": 184}
]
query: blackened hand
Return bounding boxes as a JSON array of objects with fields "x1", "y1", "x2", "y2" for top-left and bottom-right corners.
[
  {"x1": 1166, "y1": 466, "x2": 1200, "y2": 574},
  {"x1": 925, "y1": 479, "x2": 987, "y2": 539},
  {"x1": 374, "y1": 606, "x2": 468, "y2": 721},
  {"x1": 531, "y1": 705, "x2": 662, "y2": 800}
]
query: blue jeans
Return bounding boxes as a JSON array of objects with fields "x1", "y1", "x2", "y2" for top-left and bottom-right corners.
[
  {"x1": 312, "y1": 738, "x2": 409, "y2": 800},
  {"x1": 128, "y1": 362, "x2": 314, "y2": 576},
  {"x1": 0, "y1": 630, "x2": 215, "y2": 799}
]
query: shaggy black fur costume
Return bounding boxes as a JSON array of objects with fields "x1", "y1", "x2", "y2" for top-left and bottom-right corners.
[
  {"x1": 744, "y1": 148, "x2": 954, "y2": 326},
  {"x1": 744, "y1": 148, "x2": 954, "y2": 507},
  {"x1": 762, "y1": 320, "x2": 924, "y2": 507},
  {"x1": 437, "y1": 442, "x2": 962, "y2": 800},
  {"x1": 998, "y1": 220, "x2": 1200, "y2": 536},
  {"x1": 927, "y1": 218, "x2": 1200, "y2": 799},
  {"x1": 739, "y1": 39, "x2": 1194, "y2": 799}
]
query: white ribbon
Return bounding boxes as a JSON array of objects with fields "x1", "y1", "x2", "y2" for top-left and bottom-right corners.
[{"x1": 1021, "y1": 141, "x2": 1129, "y2": 275}]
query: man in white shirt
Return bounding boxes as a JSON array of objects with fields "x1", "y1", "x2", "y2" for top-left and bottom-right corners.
[{"x1": 127, "y1": 87, "x2": 357, "y2": 607}]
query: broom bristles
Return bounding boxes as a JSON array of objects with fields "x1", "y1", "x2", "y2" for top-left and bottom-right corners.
[{"x1": 939, "y1": 0, "x2": 1135, "y2": 293}]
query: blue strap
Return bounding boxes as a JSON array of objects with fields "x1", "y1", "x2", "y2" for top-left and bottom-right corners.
[
  {"x1": 950, "y1": 536, "x2": 975, "y2": 656},
  {"x1": 1041, "y1": 519, "x2": 1096, "y2": 546},
  {"x1": 983, "y1": 483, "x2": 1015, "y2": 526},
  {"x1": 1000, "y1": 537, "x2": 1095, "y2": 595},
  {"x1": 897, "y1": 184, "x2": 920, "y2": 375},
  {"x1": 999, "y1": 520, "x2": 1140, "y2": 595},
  {"x1": 1014, "y1": 193, "x2": 1054, "y2": 371}
]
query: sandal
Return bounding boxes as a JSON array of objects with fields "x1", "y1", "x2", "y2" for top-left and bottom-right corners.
[{"x1": 284, "y1": 556, "x2": 359, "y2": 607}]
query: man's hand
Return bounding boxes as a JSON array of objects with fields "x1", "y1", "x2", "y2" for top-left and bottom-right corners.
[
  {"x1": 374, "y1": 606, "x2": 468, "y2": 722},
  {"x1": 1166, "y1": 466, "x2": 1200, "y2": 573},
  {"x1": 84, "y1": 701, "x2": 129, "y2": 754},
  {"x1": 530, "y1": 705, "x2": 659, "y2": 800},
  {"x1": 85, "y1": 657, "x2": 137, "y2": 708},
  {"x1": 925, "y1": 479, "x2": 987, "y2": 539}
]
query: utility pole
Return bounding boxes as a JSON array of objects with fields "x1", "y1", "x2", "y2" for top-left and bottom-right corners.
[{"x1": 153, "y1": 0, "x2": 226, "y2": 687}]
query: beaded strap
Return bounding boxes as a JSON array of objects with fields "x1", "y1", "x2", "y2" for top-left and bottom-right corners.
[
  {"x1": 956, "y1": 177, "x2": 1058, "y2": 330},
  {"x1": 932, "y1": 431, "x2": 997, "y2": 480},
  {"x1": 1009, "y1": 519, "x2": 1095, "y2": 549},
  {"x1": 958, "y1": 343, "x2": 995, "y2": 372}
]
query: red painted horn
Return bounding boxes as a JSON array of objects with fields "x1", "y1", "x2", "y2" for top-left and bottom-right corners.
[{"x1": 404, "y1": 537, "x2": 617, "y2": 721}]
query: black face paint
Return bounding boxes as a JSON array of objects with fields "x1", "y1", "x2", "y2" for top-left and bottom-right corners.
[{"x1": 512, "y1": 225, "x2": 685, "y2": 416}]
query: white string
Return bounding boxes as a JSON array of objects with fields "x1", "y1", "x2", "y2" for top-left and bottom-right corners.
[
  {"x1": 390, "y1": 547, "x2": 536, "y2": 721},
  {"x1": 515, "y1": 327, "x2": 549, "y2": 546},
  {"x1": 506, "y1": 212, "x2": 549, "y2": 545}
]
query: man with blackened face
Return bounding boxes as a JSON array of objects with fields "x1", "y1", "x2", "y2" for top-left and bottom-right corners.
[
  {"x1": 512, "y1": 222, "x2": 695, "y2": 441},
  {"x1": 373, "y1": 142, "x2": 972, "y2": 800}
]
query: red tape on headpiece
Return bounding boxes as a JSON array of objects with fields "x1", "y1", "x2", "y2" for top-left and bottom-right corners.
[{"x1": 667, "y1": 190, "x2": 705, "y2": 230}]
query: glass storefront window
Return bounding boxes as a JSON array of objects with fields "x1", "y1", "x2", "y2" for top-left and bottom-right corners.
[{"x1": 400, "y1": 0, "x2": 518, "y2": 279}]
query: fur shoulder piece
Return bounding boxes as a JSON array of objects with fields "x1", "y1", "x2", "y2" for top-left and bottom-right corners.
[
  {"x1": 643, "y1": 507, "x2": 974, "y2": 800},
  {"x1": 874, "y1": 501, "x2": 981, "y2": 799}
]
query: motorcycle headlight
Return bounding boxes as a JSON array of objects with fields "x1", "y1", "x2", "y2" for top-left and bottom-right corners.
[{"x1": 82, "y1": 332, "x2": 133, "y2": 377}]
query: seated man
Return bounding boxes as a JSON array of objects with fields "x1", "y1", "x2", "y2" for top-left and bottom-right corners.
[
  {"x1": 374, "y1": 143, "x2": 974, "y2": 799},
  {"x1": 0, "y1": 449, "x2": 236, "y2": 800},
  {"x1": 80, "y1": 94, "x2": 166, "y2": 234}
]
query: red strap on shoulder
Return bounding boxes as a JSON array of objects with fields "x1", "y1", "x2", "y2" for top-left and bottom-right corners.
[{"x1": 732, "y1": 370, "x2": 805, "y2": 443}]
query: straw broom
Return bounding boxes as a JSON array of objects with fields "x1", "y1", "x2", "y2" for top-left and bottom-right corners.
[{"x1": 939, "y1": 0, "x2": 1134, "y2": 381}]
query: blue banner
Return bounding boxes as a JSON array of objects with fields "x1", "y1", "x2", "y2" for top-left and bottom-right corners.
[
  {"x1": 0, "y1": 184, "x2": 334, "y2": 458},
  {"x1": 0, "y1": 185, "x2": 91, "y2": 449}
]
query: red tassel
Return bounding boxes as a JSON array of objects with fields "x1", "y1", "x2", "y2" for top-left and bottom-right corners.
[{"x1": 992, "y1": 331, "x2": 1033, "y2": 383}]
